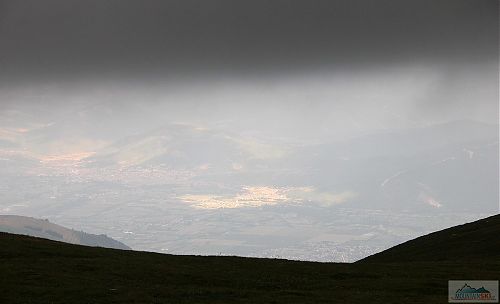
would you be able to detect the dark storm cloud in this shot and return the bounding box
[0,0,497,82]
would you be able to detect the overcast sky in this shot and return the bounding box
[0,0,498,141]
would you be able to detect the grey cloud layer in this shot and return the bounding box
[0,0,497,132]
[0,0,497,81]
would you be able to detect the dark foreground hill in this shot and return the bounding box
[0,215,499,304]
[0,215,130,250]
[360,214,500,263]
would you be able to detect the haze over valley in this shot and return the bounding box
[0,0,498,262]
[1,106,497,261]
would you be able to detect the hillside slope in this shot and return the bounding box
[0,215,130,250]
[360,214,500,263]
[1,215,499,303]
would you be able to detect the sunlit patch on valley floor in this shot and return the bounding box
[179,186,357,209]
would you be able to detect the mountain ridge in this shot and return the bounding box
[0,214,130,250]
[359,213,500,263]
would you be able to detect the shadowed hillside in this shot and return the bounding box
[0,215,130,250]
[1,215,499,303]
[360,214,500,263]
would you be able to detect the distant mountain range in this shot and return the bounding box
[84,120,498,212]
[0,120,497,215]
[0,215,130,250]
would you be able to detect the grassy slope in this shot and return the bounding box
[1,215,499,304]
[360,214,500,263]
[0,215,130,250]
